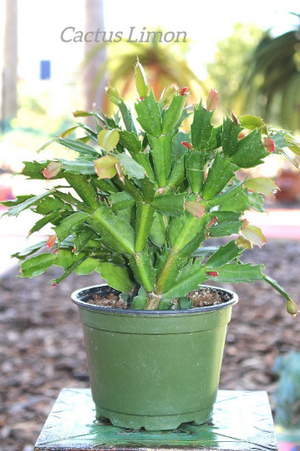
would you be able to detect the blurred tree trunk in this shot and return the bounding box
[82,0,107,113]
[1,0,18,124]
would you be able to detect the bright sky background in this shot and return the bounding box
[0,0,297,117]
[103,0,300,61]
[14,0,300,81]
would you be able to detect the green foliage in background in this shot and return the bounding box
[207,23,263,115]
[83,33,206,111]
[240,20,300,132]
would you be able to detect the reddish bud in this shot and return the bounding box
[46,235,56,249]
[52,283,57,288]
[263,138,276,152]
[238,131,247,140]
[206,89,219,111]
[206,271,219,277]
[231,111,241,125]
[207,216,218,228]
[178,86,190,96]
[181,141,194,150]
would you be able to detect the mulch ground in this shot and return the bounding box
[1,239,300,451]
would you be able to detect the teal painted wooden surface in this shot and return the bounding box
[34,389,277,450]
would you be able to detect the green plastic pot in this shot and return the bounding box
[71,284,238,431]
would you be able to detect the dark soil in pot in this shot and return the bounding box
[85,286,230,309]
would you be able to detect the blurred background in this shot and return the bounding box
[0,1,300,451]
[0,0,300,193]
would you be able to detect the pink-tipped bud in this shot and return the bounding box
[181,141,194,150]
[263,138,276,152]
[206,89,219,111]
[206,271,219,277]
[178,86,190,96]
[41,161,63,179]
[52,283,57,288]
[46,235,56,249]
[238,131,247,140]
[231,111,241,125]
[207,217,218,228]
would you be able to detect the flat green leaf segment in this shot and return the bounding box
[55,212,90,242]
[163,260,208,298]
[191,102,213,150]
[135,90,162,136]
[3,191,51,216]
[230,129,268,168]
[211,263,265,283]
[35,389,278,450]
[4,63,299,313]
[88,206,135,255]
[206,240,242,267]
[114,153,145,180]
[96,263,133,292]
[57,137,100,157]
[21,253,56,278]
[163,261,264,300]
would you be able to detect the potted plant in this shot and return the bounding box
[2,62,299,431]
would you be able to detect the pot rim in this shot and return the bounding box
[71,284,238,316]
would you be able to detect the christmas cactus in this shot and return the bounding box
[3,62,299,314]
